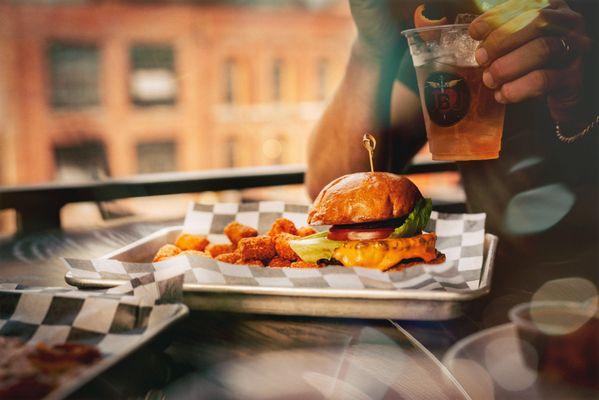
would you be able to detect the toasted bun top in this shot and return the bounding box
[307,172,422,226]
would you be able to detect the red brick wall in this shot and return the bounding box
[0,2,354,184]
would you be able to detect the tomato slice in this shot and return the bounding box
[327,227,394,241]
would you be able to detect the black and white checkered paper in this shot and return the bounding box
[0,263,188,356]
[65,202,486,291]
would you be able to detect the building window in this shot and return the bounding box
[224,136,237,167]
[49,42,100,109]
[136,140,177,174]
[224,58,236,104]
[272,59,283,102]
[317,58,329,100]
[130,44,177,107]
[53,139,108,181]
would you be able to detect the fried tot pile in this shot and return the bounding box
[152,218,319,268]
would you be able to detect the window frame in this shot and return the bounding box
[129,43,178,107]
[47,41,101,110]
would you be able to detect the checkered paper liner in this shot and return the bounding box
[0,263,188,356]
[65,202,486,291]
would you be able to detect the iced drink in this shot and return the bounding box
[402,24,506,161]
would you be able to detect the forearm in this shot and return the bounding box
[548,53,597,125]
[555,0,599,129]
[306,41,400,199]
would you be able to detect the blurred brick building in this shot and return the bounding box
[0,0,354,185]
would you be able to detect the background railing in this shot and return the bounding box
[0,162,462,233]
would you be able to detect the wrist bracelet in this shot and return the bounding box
[555,114,599,144]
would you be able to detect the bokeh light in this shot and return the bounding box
[503,183,575,235]
[483,336,538,392]
[445,358,495,399]
[508,156,543,174]
[526,278,598,335]
[262,138,283,161]
[302,371,372,400]
[533,277,598,305]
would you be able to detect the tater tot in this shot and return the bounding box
[268,218,298,236]
[237,259,264,267]
[268,257,292,268]
[290,261,319,269]
[238,236,276,261]
[274,233,300,261]
[215,251,241,264]
[224,221,258,245]
[175,233,209,251]
[297,226,317,237]
[181,250,208,257]
[205,243,235,258]
[153,244,182,262]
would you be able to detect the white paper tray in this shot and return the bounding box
[48,304,187,400]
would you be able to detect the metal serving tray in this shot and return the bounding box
[66,226,498,320]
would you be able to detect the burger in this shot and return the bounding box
[290,172,444,271]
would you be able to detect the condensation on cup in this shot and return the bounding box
[402,24,506,161]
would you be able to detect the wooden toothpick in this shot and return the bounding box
[362,134,376,173]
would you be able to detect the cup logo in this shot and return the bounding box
[424,72,470,127]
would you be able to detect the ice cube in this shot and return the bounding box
[410,40,445,67]
[439,26,480,66]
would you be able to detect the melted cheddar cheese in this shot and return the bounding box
[332,233,438,271]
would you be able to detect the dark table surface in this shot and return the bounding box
[1,218,593,399]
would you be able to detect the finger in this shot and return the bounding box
[483,35,579,88]
[494,69,568,104]
[475,8,584,66]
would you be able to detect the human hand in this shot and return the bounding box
[469,0,591,122]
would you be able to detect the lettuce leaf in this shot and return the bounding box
[390,198,433,238]
[300,230,328,240]
[289,232,342,263]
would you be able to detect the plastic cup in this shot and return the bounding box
[402,24,506,161]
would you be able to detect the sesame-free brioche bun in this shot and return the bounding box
[307,172,423,226]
